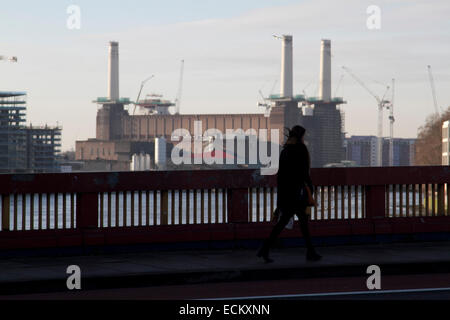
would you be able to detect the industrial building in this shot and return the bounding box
[75,38,346,170]
[346,135,416,167]
[0,91,61,173]
[263,37,346,168]
[300,39,346,167]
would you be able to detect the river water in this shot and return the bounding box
[0,189,435,231]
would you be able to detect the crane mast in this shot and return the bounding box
[133,75,154,115]
[427,65,441,115]
[388,78,395,166]
[342,66,390,167]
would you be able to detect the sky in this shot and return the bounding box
[0,0,449,151]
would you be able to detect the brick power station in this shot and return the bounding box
[76,37,345,170]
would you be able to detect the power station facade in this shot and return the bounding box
[76,38,346,170]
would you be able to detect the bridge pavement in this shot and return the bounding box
[1,240,450,296]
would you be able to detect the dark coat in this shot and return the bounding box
[276,141,313,213]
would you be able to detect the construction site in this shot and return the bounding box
[0,91,61,173]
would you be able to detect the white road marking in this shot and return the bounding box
[202,287,450,300]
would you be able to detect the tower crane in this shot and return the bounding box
[334,74,345,97]
[175,60,184,115]
[257,79,278,117]
[342,66,391,166]
[257,89,272,117]
[133,75,154,115]
[388,78,395,166]
[427,65,442,115]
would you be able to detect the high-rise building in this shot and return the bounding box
[345,135,415,167]
[382,138,415,166]
[345,135,378,167]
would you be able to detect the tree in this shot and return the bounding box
[415,106,450,165]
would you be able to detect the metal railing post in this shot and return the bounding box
[365,185,386,219]
[1,195,10,231]
[437,184,445,216]
[161,190,169,225]
[76,192,99,229]
[227,188,249,223]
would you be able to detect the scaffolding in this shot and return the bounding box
[0,92,27,172]
[0,91,62,173]
[26,125,62,172]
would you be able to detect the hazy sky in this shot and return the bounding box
[1,0,449,151]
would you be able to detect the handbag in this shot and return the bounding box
[272,208,294,229]
[301,184,316,207]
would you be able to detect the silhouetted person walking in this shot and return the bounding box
[257,125,322,263]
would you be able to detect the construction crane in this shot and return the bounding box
[388,78,395,166]
[257,89,272,117]
[342,66,391,167]
[175,60,184,115]
[133,75,154,115]
[257,79,278,117]
[427,65,442,115]
[334,74,345,97]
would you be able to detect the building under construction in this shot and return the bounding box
[0,91,61,173]
[75,38,345,170]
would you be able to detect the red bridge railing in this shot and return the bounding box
[0,166,449,250]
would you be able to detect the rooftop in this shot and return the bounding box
[0,91,26,98]
[93,97,132,105]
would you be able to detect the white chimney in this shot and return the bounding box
[280,35,293,98]
[108,41,119,101]
[319,39,331,102]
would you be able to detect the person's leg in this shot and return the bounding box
[258,211,292,261]
[296,212,314,251]
[265,212,292,248]
[296,209,322,261]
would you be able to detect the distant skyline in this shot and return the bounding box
[1,0,449,151]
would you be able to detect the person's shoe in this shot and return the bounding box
[257,248,274,263]
[306,251,322,262]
